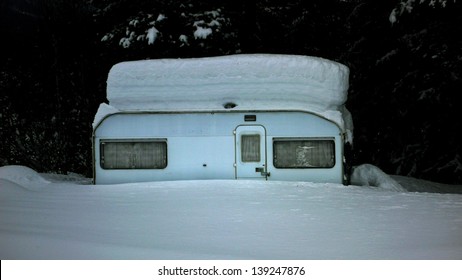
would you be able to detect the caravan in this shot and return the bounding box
[92,54,353,184]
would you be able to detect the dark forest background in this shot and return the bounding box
[1,0,461,184]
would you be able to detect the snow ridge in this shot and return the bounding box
[351,164,406,192]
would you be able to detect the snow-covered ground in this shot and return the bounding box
[0,165,461,260]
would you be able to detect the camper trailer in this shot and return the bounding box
[92,54,353,184]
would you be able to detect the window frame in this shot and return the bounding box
[272,137,336,169]
[100,138,168,170]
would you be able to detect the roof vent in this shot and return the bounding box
[223,102,237,109]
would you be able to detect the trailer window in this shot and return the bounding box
[100,139,167,169]
[273,138,335,168]
[241,134,260,162]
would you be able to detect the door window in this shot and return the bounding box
[241,134,261,162]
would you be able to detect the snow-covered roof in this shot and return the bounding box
[97,54,353,142]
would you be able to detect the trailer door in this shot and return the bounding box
[234,125,268,180]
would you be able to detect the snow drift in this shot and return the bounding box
[351,164,406,192]
[1,165,462,260]
[0,165,49,183]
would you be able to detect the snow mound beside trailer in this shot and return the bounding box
[101,54,353,142]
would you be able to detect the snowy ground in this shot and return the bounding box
[1,165,461,260]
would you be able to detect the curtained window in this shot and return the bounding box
[273,138,335,168]
[241,134,261,162]
[100,139,167,169]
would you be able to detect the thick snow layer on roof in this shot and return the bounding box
[107,54,349,111]
[100,54,353,141]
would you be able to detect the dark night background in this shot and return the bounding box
[1,0,461,184]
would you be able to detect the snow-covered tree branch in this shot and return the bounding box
[390,0,457,23]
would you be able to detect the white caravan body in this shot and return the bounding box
[92,54,352,184]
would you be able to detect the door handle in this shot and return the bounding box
[255,167,270,177]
